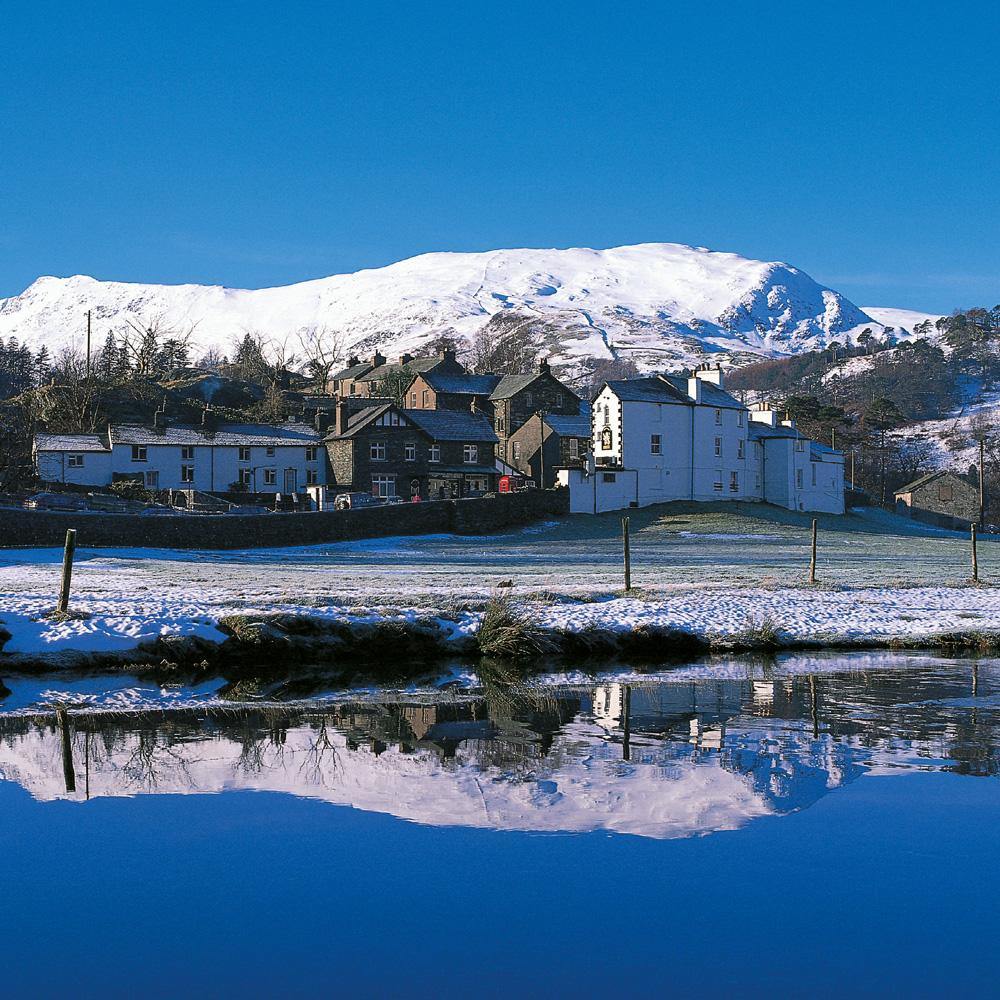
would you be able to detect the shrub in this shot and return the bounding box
[476,591,557,660]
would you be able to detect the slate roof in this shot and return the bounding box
[489,372,543,400]
[895,470,969,495]
[748,423,798,441]
[110,423,321,447]
[331,361,375,381]
[404,409,499,443]
[605,377,690,404]
[544,404,592,438]
[359,356,449,383]
[659,374,745,409]
[421,372,501,395]
[34,433,110,452]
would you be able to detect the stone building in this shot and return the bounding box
[894,471,979,529]
[323,401,499,500]
[329,350,466,399]
[506,404,592,488]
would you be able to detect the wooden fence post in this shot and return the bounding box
[808,519,818,585]
[971,523,979,584]
[622,516,632,591]
[57,528,77,614]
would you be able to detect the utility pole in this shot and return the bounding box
[831,426,836,451]
[979,437,986,529]
[85,310,92,379]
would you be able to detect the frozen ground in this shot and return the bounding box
[1,504,998,656]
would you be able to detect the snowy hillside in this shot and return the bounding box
[0,243,921,371]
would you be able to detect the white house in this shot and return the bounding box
[558,365,844,515]
[34,416,326,494]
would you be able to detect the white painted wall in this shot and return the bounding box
[35,450,112,487]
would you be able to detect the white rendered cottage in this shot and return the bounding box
[34,417,326,494]
[558,365,844,515]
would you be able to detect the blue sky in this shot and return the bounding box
[2,1,997,311]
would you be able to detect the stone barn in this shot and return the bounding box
[894,471,979,529]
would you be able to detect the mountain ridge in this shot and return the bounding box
[0,243,941,372]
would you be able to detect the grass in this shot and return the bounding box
[476,591,558,660]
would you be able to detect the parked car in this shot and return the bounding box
[24,492,88,511]
[383,495,406,505]
[334,492,386,510]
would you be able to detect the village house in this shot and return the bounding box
[329,349,466,399]
[323,400,498,500]
[403,371,501,412]
[506,404,592,488]
[894,470,979,529]
[489,359,582,464]
[558,364,844,515]
[33,411,326,495]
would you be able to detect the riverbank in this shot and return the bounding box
[3,584,1000,675]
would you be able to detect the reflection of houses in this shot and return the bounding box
[894,471,979,530]
[6,662,992,838]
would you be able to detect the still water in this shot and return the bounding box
[2,652,999,997]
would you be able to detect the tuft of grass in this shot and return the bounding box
[476,591,557,660]
[711,613,783,652]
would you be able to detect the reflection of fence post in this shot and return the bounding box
[622,516,631,591]
[57,529,77,613]
[57,708,76,793]
[971,524,980,583]
[622,684,631,761]
[808,519,818,585]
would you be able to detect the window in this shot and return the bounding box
[715,409,722,424]
[376,411,405,427]
[463,444,479,464]
[811,464,817,486]
[67,454,84,468]
[796,439,805,452]
[181,446,195,461]
[181,465,195,484]
[429,445,441,463]
[938,483,954,502]
[556,393,564,407]
[714,473,723,492]
[512,442,521,461]
[370,440,386,461]
[238,468,252,486]
[602,472,617,483]
[371,474,396,498]
[495,417,505,433]
[305,447,318,462]
[650,434,662,455]
[755,473,761,489]
[796,469,804,489]
[737,411,744,427]
[306,469,318,485]
[730,471,739,493]
[404,442,417,462]
[263,469,277,486]
[737,440,745,460]
[422,389,430,406]
[714,437,722,457]
[350,383,357,396]
[144,471,159,489]
[409,393,417,407]
[266,447,275,457]
[131,445,147,462]
[238,446,251,462]
[569,438,579,460]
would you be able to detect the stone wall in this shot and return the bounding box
[0,489,569,550]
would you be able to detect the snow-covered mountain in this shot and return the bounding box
[0,243,936,371]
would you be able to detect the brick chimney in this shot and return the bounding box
[335,400,351,435]
[399,353,414,365]
[442,348,457,363]
[348,355,360,367]
[314,410,332,434]
[371,351,386,367]
[539,357,550,374]
[201,407,217,434]
[153,408,166,435]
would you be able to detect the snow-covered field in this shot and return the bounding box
[1,505,997,658]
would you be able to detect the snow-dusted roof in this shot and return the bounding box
[895,470,970,495]
[110,423,320,447]
[33,433,109,452]
[361,356,447,382]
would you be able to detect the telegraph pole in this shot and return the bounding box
[85,310,92,379]
[979,437,986,529]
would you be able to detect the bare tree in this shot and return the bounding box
[469,313,538,375]
[297,324,347,393]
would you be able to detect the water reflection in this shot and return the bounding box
[1,655,998,839]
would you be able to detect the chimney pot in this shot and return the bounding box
[335,400,350,435]
[539,357,550,373]
[372,351,386,367]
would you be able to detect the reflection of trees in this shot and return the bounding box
[298,717,340,787]
[121,728,193,791]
